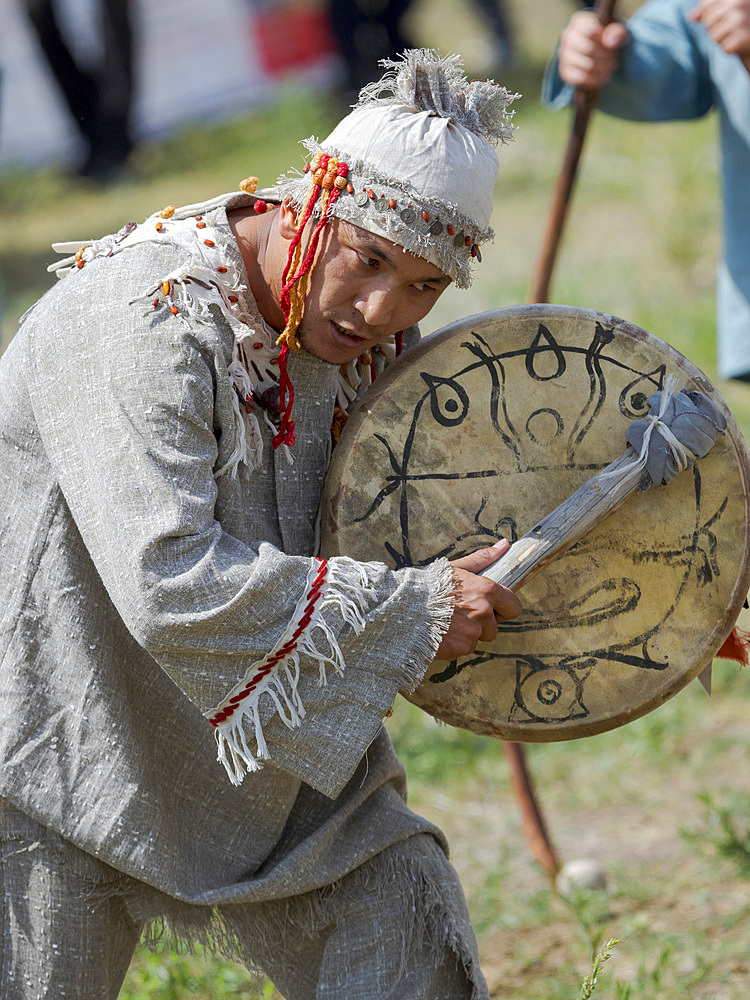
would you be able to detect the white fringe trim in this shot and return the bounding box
[45,197,383,477]
[206,557,381,786]
[421,557,456,674]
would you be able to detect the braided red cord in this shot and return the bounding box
[280,181,323,319]
[208,559,329,727]
[272,343,296,448]
[273,159,349,451]
[280,159,348,320]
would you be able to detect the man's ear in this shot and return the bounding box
[278,200,299,241]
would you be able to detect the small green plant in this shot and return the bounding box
[683,790,750,878]
[578,937,619,999]
[560,885,613,959]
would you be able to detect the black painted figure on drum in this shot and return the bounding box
[544,0,750,382]
[0,51,522,998]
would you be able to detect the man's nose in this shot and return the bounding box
[355,285,395,327]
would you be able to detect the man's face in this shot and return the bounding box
[296,218,452,364]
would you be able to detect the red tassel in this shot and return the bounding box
[272,342,296,450]
[715,626,750,666]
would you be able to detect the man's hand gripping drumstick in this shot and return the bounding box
[436,541,523,661]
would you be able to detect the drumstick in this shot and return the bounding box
[528,0,618,304]
[481,385,726,590]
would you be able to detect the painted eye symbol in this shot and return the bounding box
[537,678,563,705]
[421,372,469,427]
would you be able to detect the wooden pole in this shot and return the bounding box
[528,0,619,304]
[509,0,620,879]
[504,742,560,876]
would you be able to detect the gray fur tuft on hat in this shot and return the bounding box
[275,49,519,288]
[358,49,517,146]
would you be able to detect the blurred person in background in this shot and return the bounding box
[543,0,750,382]
[22,0,135,180]
[327,0,416,96]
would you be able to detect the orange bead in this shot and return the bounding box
[204,239,215,247]
[217,266,228,273]
[447,225,455,235]
[196,221,206,229]
[170,305,179,315]
[162,281,171,296]
[228,295,238,303]
[388,198,397,209]
[421,210,430,222]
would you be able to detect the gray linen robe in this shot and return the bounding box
[0,194,487,994]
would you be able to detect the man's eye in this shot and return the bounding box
[356,252,379,268]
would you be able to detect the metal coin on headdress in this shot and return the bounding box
[320,305,750,742]
[400,208,417,224]
[354,192,369,207]
[429,221,444,237]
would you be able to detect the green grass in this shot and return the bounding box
[2,0,749,995]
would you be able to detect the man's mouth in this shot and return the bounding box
[330,321,367,347]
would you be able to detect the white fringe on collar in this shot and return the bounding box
[43,194,386,477]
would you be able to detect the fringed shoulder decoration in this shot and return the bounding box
[45,195,293,476]
[357,48,518,145]
[205,556,382,785]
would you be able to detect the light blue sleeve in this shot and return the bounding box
[542,0,715,122]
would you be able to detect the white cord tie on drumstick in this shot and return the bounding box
[632,374,692,472]
[601,374,725,489]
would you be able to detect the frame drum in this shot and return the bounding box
[320,305,750,741]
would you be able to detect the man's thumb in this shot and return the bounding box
[453,538,510,574]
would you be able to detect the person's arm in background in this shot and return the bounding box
[689,0,750,73]
[542,0,715,122]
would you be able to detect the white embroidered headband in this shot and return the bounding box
[275,49,519,290]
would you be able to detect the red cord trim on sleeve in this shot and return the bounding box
[207,559,329,727]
